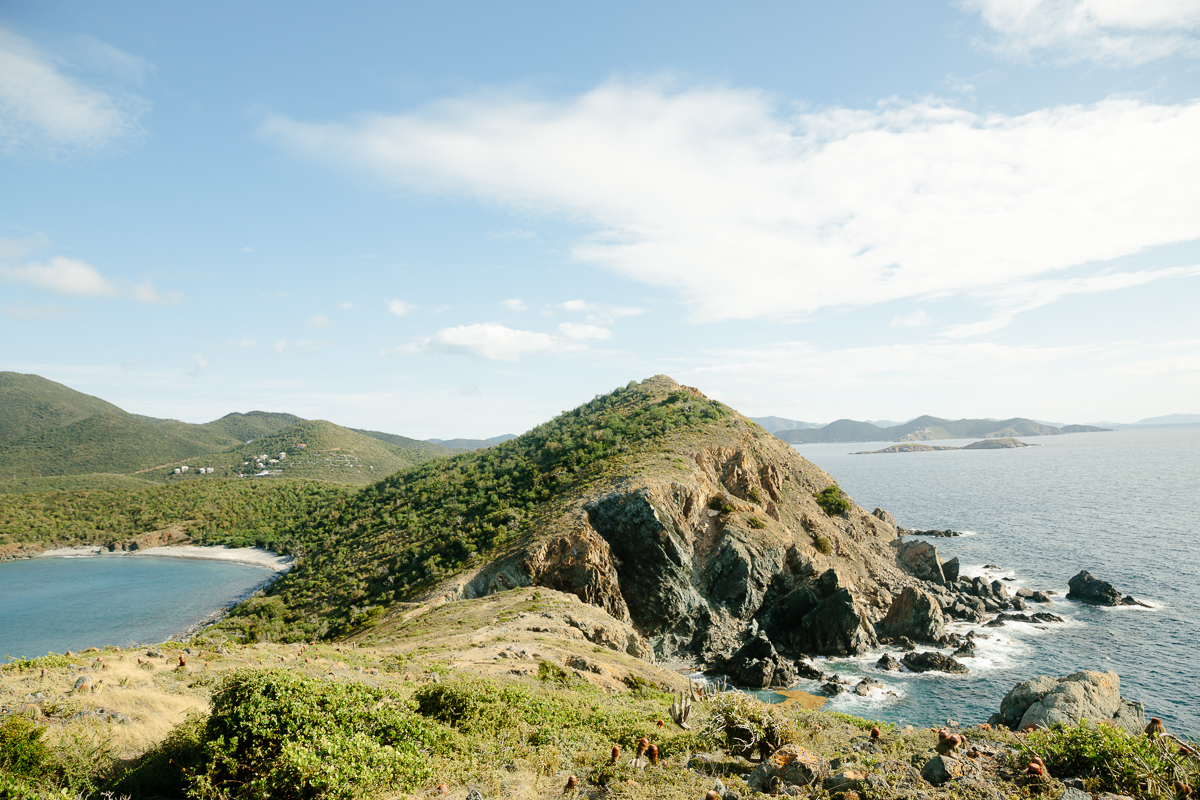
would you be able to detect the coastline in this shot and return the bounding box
[35,544,294,573]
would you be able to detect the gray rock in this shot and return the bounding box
[798,587,879,656]
[943,556,960,583]
[854,676,883,696]
[875,586,947,645]
[746,744,830,791]
[872,507,898,528]
[876,654,903,671]
[725,633,796,689]
[953,641,978,658]
[895,540,946,584]
[1067,570,1125,606]
[921,754,980,786]
[996,671,1145,734]
[1061,788,1092,800]
[902,651,969,674]
[466,790,484,800]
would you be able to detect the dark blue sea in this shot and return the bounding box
[0,555,275,659]
[783,425,1200,737]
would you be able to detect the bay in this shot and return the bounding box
[0,555,276,659]
[785,425,1200,737]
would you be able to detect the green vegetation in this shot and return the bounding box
[0,479,350,553]
[261,378,731,637]
[189,670,442,800]
[814,485,849,516]
[1021,720,1200,800]
[814,536,833,555]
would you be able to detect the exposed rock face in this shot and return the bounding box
[921,753,981,786]
[1067,571,1147,607]
[723,632,796,689]
[895,540,946,584]
[902,651,969,674]
[796,586,879,656]
[992,671,1146,734]
[747,744,830,791]
[875,586,947,645]
[943,556,961,583]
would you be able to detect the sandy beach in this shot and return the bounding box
[35,544,294,573]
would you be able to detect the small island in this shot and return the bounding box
[855,437,1031,455]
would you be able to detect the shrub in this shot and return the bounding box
[814,536,833,555]
[747,517,766,530]
[1021,720,1199,800]
[814,486,849,516]
[706,692,798,762]
[747,487,763,504]
[190,670,442,800]
[0,716,52,783]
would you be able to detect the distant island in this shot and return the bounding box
[753,414,1110,444]
[855,437,1032,454]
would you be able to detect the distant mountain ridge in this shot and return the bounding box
[765,413,1110,444]
[1135,414,1200,425]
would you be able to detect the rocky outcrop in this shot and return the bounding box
[895,540,945,584]
[722,633,796,689]
[746,744,830,792]
[875,586,947,645]
[1067,571,1148,607]
[990,671,1146,734]
[902,651,969,674]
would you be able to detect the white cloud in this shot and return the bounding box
[559,299,597,312]
[0,234,49,260]
[556,322,611,340]
[387,299,416,316]
[262,82,1200,323]
[944,264,1200,337]
[0,256,118,296]
[227,338,258,348]
[132,278,182,305]
[307,313,334,329]
[0,25,149,157]
[390,321,609,361]
[273,339,289,353]
[337,301,355,310]
[890,309,934,328]
[962,0,1200,64]
[502,298,527,312]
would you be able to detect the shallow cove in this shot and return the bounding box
[0,555,276,658]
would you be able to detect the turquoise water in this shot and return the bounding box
[787,425,1200,737]
[0,556,275,659]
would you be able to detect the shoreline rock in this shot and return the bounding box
[989,670,1146,735]
[1067,570,1150,607]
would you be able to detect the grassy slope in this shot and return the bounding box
[350,427,459,458]
[0,372,127,446]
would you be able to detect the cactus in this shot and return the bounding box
[670,690,693,729]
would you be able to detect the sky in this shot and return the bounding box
[1,1,1199,437]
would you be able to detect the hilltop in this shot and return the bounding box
[768,414,1109,444]
[242,376,929,672]
[0,372,456,487]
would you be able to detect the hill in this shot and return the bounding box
[144,420,446,485]
[0,373,449,485]
[776,414,1105,444]
[247,376,924,670]
[1136,413,1200,425]
[424,434,519,450]
[749,415,822,432]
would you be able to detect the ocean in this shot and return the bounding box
[0,555,276,659]
[784,425,1200,737]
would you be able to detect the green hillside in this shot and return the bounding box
[202,410,307,443]
[246,377,733,637]
[145,420,446,485]
[0,478,350,552]
[0,372,129,446]
[780,413,1076,443]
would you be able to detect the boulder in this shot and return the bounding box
[902,651,969,674]
[1066,571,1124,606]
[921,754,981,786]
[953,640,978,658]
[854,676,883,696]
[994,671,1145,735]
[798,588,879,656]
[746,744,830,791]
[872,507,898,528]
[943,556,960,583]
[875,586,947,645]
[895,540,946,584]
[725,633,796,689]
[876,654,903,671]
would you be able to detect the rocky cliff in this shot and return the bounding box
[425,376,968,670]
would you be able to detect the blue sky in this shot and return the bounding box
[2,1,1198,437]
